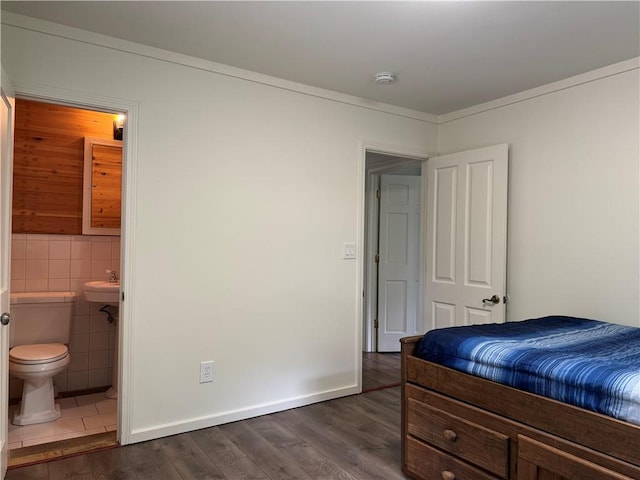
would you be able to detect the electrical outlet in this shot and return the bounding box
[200,361,214,383]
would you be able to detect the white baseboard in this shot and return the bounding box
[125,385,360,445]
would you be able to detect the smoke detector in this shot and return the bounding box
[374,72,395,84]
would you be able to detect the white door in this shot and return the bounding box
[0,68,15,479]
[424,144,508,331]
[377,175,421,351]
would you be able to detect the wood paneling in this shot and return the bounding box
[13,99,118,234]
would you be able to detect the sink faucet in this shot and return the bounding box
[106,269,119,283]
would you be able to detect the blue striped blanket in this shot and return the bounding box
[415,316,640,425]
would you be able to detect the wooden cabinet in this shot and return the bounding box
[403,383,639,480]
[82,137,122,235]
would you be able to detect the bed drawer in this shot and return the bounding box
[407,397,510,478]
[405,435,502,480]
[517,435,636,480]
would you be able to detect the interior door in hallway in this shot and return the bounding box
[424,144,508,331]
[377,174,421,352]
[0,67,15,479]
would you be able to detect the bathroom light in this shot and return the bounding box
[113,114,125,140]
[374,72,395,84]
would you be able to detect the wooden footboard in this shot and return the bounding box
[400,336,640,480]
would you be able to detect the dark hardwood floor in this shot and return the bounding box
[362,352,401,392]
[6,353,407,480]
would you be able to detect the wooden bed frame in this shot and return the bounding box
[400,335,640,480]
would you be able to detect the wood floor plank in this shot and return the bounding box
[82,447,139,480]
[248,415,359,480]
[273,405,409,480]
[122,439,182,480]
[47,454,93,480]
[362,353,401,391]
[157,432,227,480]
[5,463,49,480]
[299,396,406,477]
[219,420,314,480]
[189,427,270,480]
[305,396,399,450]
[350,389,402,430]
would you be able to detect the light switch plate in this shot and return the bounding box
[343,242,356,259]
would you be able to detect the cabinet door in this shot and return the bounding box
[517,436,633,480]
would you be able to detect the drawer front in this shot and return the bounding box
[517,435,636,480]
[407,398,510,478]
[406,435,501,480]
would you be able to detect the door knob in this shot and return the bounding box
[1,312,11,326]
[482,295,500,305]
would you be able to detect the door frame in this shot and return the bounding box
[359,142,431,353]
[8,82,138,445]
[1,67,15,479]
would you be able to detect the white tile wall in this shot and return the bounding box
[9,234,121,399]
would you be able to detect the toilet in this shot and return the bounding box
[9,291,76,426]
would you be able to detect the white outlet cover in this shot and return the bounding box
[200,360,214,383]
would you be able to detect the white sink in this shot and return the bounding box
[84,281,120,306]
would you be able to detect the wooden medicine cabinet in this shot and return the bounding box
[83,137,122,235]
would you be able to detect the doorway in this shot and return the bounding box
[363,150,426,354]
[6,99,124,465]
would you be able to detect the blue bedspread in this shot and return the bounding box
[415,316,640,425]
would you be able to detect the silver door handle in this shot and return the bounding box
[482,295,500,305]
[1,312,11,326]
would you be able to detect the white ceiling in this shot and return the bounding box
[2,1,639,115]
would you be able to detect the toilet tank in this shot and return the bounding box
[9,292,76,348]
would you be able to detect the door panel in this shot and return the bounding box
[0,67,15,479]
[425,144,508,331]
[377,175,421,351]
[433,166,456,283]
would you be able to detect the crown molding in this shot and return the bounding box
[438,57,640,124]
[4,12,636,127]
[2,12,438,125]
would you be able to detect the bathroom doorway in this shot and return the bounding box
[6,98,126,465]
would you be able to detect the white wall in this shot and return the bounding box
[1,20,437,442]
[438,66,640,326]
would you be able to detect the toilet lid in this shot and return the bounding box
[9,343,68,364]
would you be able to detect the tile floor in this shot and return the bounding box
[7,392,116,449]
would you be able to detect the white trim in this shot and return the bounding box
[362,141,433,161]
[10,81,138,446]
[367,157,423,175]
[0,67,16,480]
[127,385,360,444]
[2,12,438,125]
[354,147,366,388]
[439,57,640,124]
[363,172,379,353]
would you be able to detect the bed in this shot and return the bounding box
[401,316,640,480]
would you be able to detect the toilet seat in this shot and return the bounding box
[9,343,68,365]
